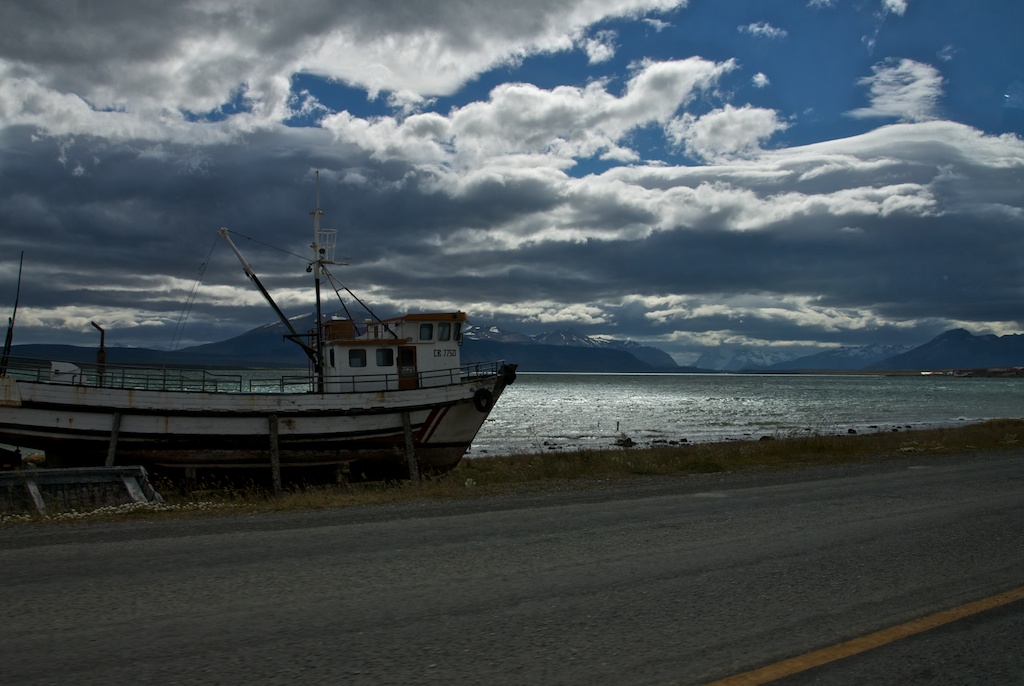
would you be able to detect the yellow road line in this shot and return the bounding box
[706,585,1024,686]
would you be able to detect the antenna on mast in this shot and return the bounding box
[315,169,321,211]
[311,170,325,251]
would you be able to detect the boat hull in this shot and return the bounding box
[0,365,516,476]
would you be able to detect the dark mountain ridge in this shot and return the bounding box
[6,317,688,372]
[7,320,1021,373]
[866,328,1024,371]
[470,326,679,369]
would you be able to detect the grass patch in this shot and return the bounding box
[455,418,1023,484]
[4,419,1022,524]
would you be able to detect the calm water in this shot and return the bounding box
[470,373,1024,456]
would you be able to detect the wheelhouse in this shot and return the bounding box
[321,312,466,392]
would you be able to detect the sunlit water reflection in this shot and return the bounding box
[470,373,1024,456]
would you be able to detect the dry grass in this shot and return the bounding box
[453,418,1023,483]
[164,418,1024,514]
[4,420,1021,524]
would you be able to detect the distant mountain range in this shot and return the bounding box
[865,329,1024,372]
[689,331,1024,373]
[8,316,1024,374]
[9,314,319,369]
[696,344,911,372]
[693,348,795,372]
[464,325,679,370]
[763,343,912,372]
[468,326,1024,372]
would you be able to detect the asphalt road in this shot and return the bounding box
[1,452,1022,685]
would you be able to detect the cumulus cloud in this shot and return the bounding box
[752,73,771,88]
[847,59,943,122]
[583,30,618,63]
[323,57,737,169]
[738,22,788,39]
[666,104,789,161]
[882,0,908,16]
[643,18,672,31]
[0,0,687,139]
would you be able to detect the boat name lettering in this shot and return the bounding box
[433,348,458,358]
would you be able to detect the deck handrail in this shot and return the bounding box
[0,356,506,394]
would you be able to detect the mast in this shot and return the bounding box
[311,171,326,386]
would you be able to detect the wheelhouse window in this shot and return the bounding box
[453,322,462,342]
[419,323,434,341]
[376,348,394,367]
[438,322,451,341]
[349,349,367,368]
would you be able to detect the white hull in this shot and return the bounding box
[0,364,515,475]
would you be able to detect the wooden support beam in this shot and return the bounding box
[402,411,420,484]
[268,414,283,495]
[105,412,121,467]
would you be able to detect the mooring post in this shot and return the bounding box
[105,412,121,467]
[268,414,283,495]
[402,411,420,484]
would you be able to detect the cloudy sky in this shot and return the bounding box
[1,0,1022,364]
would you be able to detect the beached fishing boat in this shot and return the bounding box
[0,187,516,481]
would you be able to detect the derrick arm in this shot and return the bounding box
[218,228,318,363]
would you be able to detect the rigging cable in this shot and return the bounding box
[221,228,309,262]
[320,266,356,327]
[169,235,218,352]
[170,229,390,348]
[321,266,400,339]
[221,230,369,333]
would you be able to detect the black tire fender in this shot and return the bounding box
[473,388,494,413]
[502,364,517,385]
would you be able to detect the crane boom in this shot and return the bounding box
[217,228,318,364]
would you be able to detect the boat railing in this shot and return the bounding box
[0,357,507,394]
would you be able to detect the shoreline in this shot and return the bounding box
[468,417,997,458]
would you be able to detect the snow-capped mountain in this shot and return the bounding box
[463,325,534,344]
[532,330,599,347]
[464,326,680,369]
[537,331,678,368]
[591,336,678,368]
[693,348,796,371]
[767,343,911,371]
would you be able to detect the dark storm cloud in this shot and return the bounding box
[1,0,1022,364]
